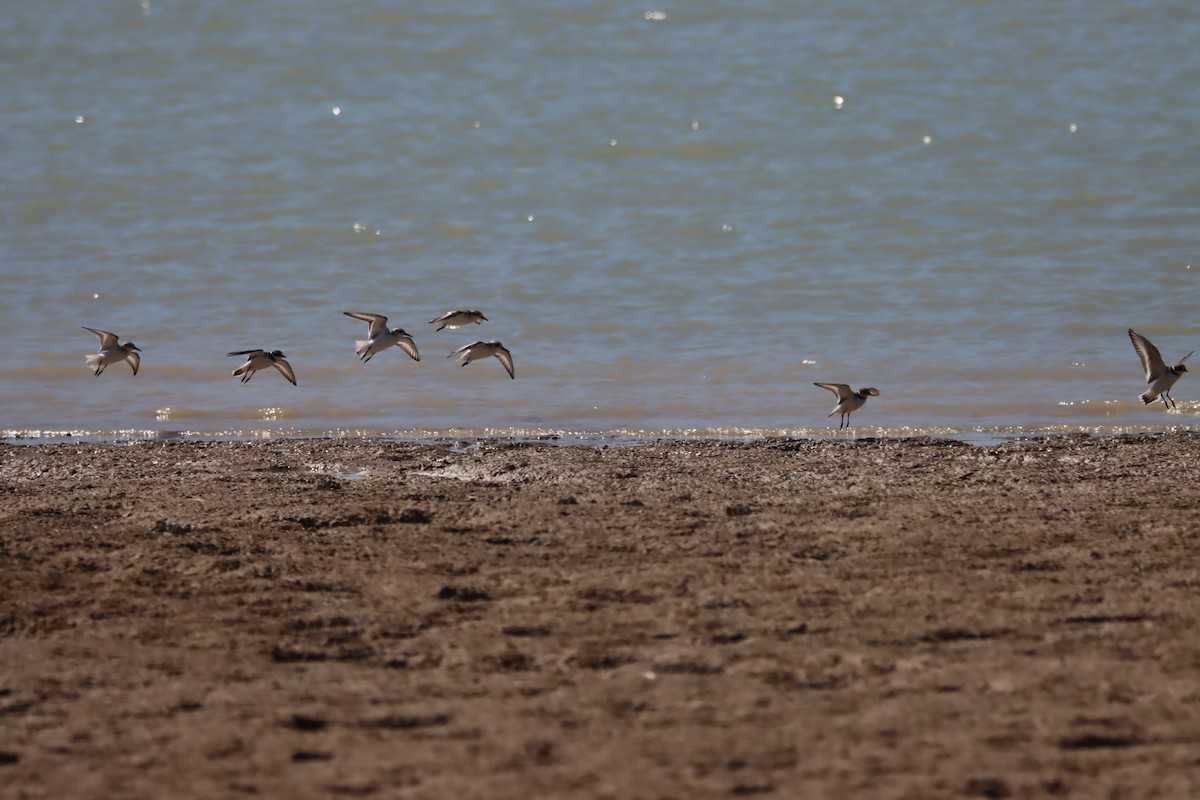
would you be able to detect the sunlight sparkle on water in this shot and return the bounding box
[331,106,342,117]
[833,96,844,108]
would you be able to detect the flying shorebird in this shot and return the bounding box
[1128,328,1192,409]
[429,309,487,331]
[82,327,141,376]
[814,382,879,430]
[226,349,297,385]
[342,311,420,363]
[449,341,514,379]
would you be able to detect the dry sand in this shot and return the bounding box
[2,433,1199,799]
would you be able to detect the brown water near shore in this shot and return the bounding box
[2,435,1199,799]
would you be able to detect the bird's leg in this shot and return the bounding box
[1162,392,1174,409]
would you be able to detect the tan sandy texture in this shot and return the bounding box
[1,434,1199,799]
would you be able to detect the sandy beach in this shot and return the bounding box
[2,434,1198,799]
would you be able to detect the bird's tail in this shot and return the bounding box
[84,355,103,373]
[1139,390,1157,405]
[354,340,371,357]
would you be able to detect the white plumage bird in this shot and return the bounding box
[343,311,420,363]
[814,382,879,430]
[449,341,515,379]
[429,309,487,332]
[227,349,297,385]
[1128,328,1191,409]
[82,327,141,376]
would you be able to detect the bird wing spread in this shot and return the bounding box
[272,359,297,385]
[82,327,120,349]
[344,311,388,338]
[814,382,853,401]
[1128,329,1166,382]
[494,348,515,379]
[395,336,420,361]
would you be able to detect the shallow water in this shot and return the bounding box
[3,1,1199,440]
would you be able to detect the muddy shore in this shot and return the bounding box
[2,434,1199,799]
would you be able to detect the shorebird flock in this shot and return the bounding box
[82,322,1189,428]
[81,308,514,386]
[803,329,1190,428]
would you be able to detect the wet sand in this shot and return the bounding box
[2,434,1199,799]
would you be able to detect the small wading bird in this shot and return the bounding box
[429,309,487,331]
[227,349,297,385]
[342,311,420,363]
[1128,328,1192,409]
[814,382,879,430]
[449,341,515,379]
[82,327,141,376]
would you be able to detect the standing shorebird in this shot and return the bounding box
[814,382,879,430]
[449,341,515,379]
[343,311,420,363]
[429,309,487,332]
[1128,328,1192,409]
[82,327,141,376]
[227,349,297,385]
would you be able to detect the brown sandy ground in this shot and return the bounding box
[1,434,1199,799]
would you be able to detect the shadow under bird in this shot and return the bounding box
[449,341,515,379]
[343,311,420,363]
[227,349,297,385]
[429,309,487,331]
[82,327,141,376]
[814,382,879,430]
[1128,328,1192,409]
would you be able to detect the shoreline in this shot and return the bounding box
[3,435,1199,797]
[3,421,1198,448]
